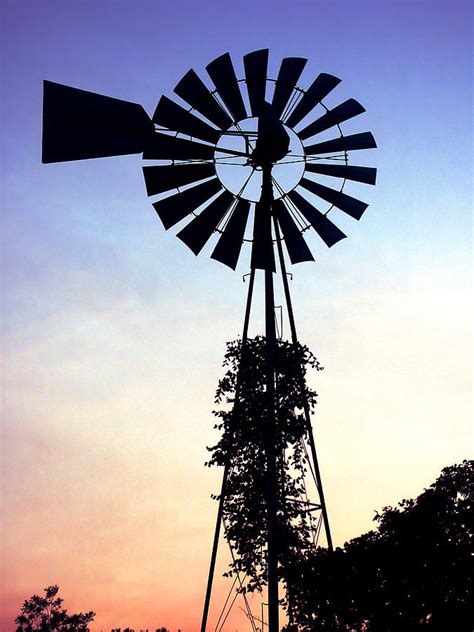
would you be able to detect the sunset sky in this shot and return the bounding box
[1,1,472,630]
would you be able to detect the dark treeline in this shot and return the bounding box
[14,588,177,632]
[111,628,174,632]
[111,628,173,632]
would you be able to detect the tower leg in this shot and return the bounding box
[200,269,256,632]
[274,219,334,552]
[200,465,228,632]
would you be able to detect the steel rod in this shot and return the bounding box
[243,268,256,340]
[262,165,280,632]
[200,269,256,632]
[273,218,334,552]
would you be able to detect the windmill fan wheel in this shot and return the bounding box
[143,49,377,270]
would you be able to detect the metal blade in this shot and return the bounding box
[299,99,366,140]
[153,177,222,229]
[286,73,341,128]
[174,69,232,130]
[42,80,154,163]
[143,132,215,160]
[288,190,346,247]
[153,96,220,144]
[300,178,368,220]
[143,163,215,196]
[177,190,234,255]
[305,131,377,155]
[206,53,247,122]
[211,199,251,269]
[244,49,269,116]
[271,57,307,119]
[251,200,275,271]
[306,163,377,185]
[273,199,314,264]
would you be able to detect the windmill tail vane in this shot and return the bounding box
[42,48,377,631]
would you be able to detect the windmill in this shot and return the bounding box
[42,49,377,631]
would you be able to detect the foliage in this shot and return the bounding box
[283,460,474,631]
[207,335,323,616]
[111,627,169,631]
[15,585,95,632]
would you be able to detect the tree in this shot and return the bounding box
[15,585,95,632]
[284,460,474,631]
[207,336,323,616]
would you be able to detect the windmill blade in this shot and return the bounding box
[300,178,368,220]
[251,200,275,271]
[174,69,232,130]
[285,73,341,128]
[306,163,377,185]
[153,177,222,229]
[244,49,269,116]
[305,131,377,155]
[288,190,346,247]
[177,189,234,255]
[42,80,154,163]
[271,57,307,119]
[153,96,220,144]
[273,199,314,264]
[143,132,216,160]
[143,163,215,196]
[206,53,247,122]
[211,199,251,269]
[299,99,366,140]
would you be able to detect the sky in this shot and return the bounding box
[1,0,472,630]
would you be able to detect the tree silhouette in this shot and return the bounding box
[15,585,95,632]
[284,460,473,631]
[208,336,323,617]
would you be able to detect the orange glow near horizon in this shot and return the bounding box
[2,274,471,631]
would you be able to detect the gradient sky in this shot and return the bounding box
[1,1,472,630]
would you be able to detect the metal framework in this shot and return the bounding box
[41,48,377,631]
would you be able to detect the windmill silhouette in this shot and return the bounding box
[42,49,377,630]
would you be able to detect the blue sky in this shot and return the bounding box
[1,1,472,630]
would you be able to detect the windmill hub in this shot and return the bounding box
[250,101,290,168]
[215,121,304,202]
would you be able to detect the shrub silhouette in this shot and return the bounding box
[283,460,473,631]
[208,336,323,617]
[15,585,95,631]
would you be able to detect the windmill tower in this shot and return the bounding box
[42,49,377,630]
